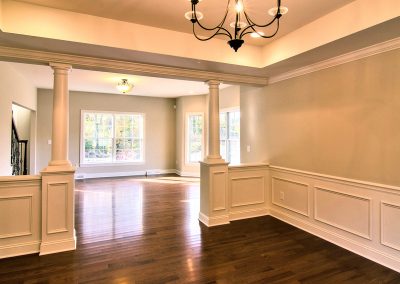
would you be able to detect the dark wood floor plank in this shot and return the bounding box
[0,175,399,283]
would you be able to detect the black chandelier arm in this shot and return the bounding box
[239,13,280,39]
[192,1,232,36]
[241,19,280,39]
[240,0,281,29]
[192,23,232,41]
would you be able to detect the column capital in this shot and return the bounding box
[206,80,221,87]
[49,62,72,72]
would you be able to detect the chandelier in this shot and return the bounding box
[186,0,286,52]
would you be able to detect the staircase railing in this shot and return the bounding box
[11,118,28,175]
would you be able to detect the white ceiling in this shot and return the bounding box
[10,62,229,97]
[16,0,355,46]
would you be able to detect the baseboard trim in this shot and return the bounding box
[230,207,269,221]
[270,208,400,273]
[176,170,200,177]
[75,169,176,179]
[0,241,40,259]
[199,212,230,227]
[39,235,77,256]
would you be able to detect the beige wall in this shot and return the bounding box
[245,49,400,186]
[240,86,268,163]
[220,85,240,110]
[0,62,37,175]
[37,89,176,175]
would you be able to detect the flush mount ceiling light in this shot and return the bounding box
[116,79,133,94]
[186,0,286,52]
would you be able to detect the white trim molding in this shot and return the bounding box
[268,37,400,84]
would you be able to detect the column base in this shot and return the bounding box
[42,161,75,173]
[39,231,76,256]
[199,161,229,227]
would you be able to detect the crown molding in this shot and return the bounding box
[0,46,268,86]
[268,37,400,84]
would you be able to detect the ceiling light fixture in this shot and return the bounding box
[186,0,286,52]
[116,79,133,94]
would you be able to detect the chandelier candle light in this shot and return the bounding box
[186,0,286,52]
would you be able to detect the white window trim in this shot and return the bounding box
[185,112,204,165]
[220,108,240,163]
[80,110,146,166]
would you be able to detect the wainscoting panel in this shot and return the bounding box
[381,202,400,251]
[228,164,269,221]
[0,176,41,259]
[269,166,400,273]
[314,187,371,239]
[0,196,32,239]
[231,176,265,207]
[272,177,309,216]
[212,172,227,211]
[47,182,69,234]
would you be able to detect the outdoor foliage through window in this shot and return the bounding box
[83,112,144,164]
[187,114,203,163]
[220,110,240,164]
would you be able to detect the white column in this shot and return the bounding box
[48,63,72,169]
[40,63,76,255]
[206,80,222,161]
[199,80,229,227]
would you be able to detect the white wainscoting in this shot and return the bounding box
[228,163,269,221]
[0,175,41,259]
[269,166,400,273]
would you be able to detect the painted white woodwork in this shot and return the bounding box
[381,202,400,251]
[40,170,76,255]
[47,63,72,169]
[269,165,400,273]
[39,62,76,255]
[205,80,222,161]
[199,161,229,226]
[199,163,269,226]
[271,177,310,217]
[0,46,267,86]
[0,175,41,259]
[228,164,269,221]
[268,37,400,84]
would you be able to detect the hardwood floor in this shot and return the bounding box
[0,175,399,283]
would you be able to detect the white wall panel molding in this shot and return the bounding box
[269,165,400,273]
[381,201,400,251]
[46,182,69,235]
[270,208,400,273]
[0,195,33,239]
[211,171,228,212]
[314,187,372,240]
[268,37,400,84]
[271,176,310,217]
[0,176,41,259]
[230,176,265,208]
[269,166,400,195]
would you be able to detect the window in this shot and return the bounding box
[186,113,204,163]
[220,110,240,164]
[81,111,144,164]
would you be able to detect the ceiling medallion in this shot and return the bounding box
[186,0,287,52]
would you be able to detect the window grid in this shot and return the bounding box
[220,110,240,164]
[82,111,144,164]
